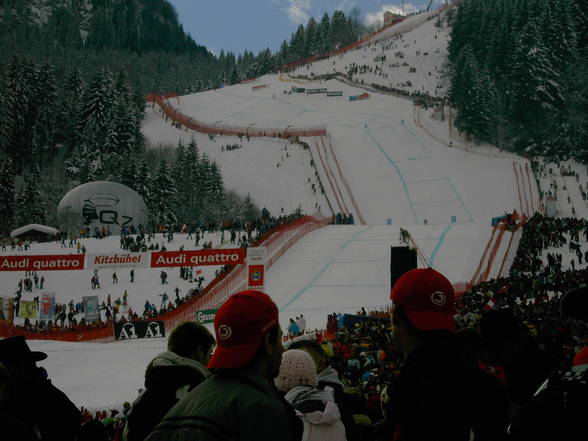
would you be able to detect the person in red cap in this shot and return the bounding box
[145,290,302,441]
[383,268,508,441]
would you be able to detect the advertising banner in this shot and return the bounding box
[247,247,267,290]
[39,293,56,321]
[349,93,369,102]
[0,254,85,271]
[252,84,267,91]
[195,309,218,324]
[18,301,37,320]
[151,248,246,268]
[327,91,343,97]
[0,297,14,323]
[87,252,150,270]
[291,87,306,93]
[306,88,328,94]
[114,321,165,340]
[83,296,100,323]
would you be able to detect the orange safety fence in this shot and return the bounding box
[146,93,327,139]
[325,137,367,225]
[477,224,507,284]
[469,225,498,287]
[159,214,331,333]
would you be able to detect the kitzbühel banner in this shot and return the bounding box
[87,252,149,270]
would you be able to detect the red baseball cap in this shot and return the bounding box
[390,268,456,333]
[208,290,279,369]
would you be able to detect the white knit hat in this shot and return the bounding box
[275,349,318,392]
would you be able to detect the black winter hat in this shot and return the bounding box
[561,286,588,321]
[0,336,47,362]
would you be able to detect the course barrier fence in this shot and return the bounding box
[146,94,327,138]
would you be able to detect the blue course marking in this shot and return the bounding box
[394,156,431,163]
[280,263,332,311]
[364,129,418,223]
[406,177,447,185]
[280,226,373,311]
[413,198,461,207]
[428,224,452,267]
[340,226,374,250]
[403,123,474,224]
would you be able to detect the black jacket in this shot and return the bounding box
[4,369,81,441]
[124,351,211,441]
[386,331,509,441]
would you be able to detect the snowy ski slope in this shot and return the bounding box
[4,8,570,410]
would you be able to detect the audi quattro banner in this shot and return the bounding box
[87,252,150,270]
[151,248,246,268]
[0,254,85,271]
[114,321,165,340]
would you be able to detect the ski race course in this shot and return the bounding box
[4,10,545,409]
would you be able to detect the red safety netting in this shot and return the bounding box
[146,94,327,138]
[0,321,115,343]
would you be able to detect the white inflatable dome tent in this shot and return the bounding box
[57,181,148,234]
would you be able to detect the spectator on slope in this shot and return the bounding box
[123,321,215,441]
[385,268,509,441]
[145,290,302,441]
[275,349,347,441]
[0,336,81,441]
[508,285,588,441]
[288,318,300,338]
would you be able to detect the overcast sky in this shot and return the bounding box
[167,0,443,55]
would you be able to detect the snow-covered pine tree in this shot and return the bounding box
[150,160,178,226]
[0,154,16,234]
[16,165,46,226]
[32,63,59,163]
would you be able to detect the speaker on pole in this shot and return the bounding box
[390,246,418,289]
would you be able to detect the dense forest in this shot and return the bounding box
[0,0,363,233]
[1,0,586,233]
[448,0,588,161]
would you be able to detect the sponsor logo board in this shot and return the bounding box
[151,248,245,268]
[195,309,218,324]
[87,252,149,269]
[0,254,85,271]
[114,321,165,340]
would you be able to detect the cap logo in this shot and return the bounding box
[431,291,447,306]
[218,324,232,340]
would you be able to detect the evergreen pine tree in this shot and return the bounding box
[16,165,46,226]
[0,154,16,234]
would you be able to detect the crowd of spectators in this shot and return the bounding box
[2,211,306,336]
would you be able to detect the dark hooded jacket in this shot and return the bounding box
[123,351,211,441]
[385,331,509,441]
